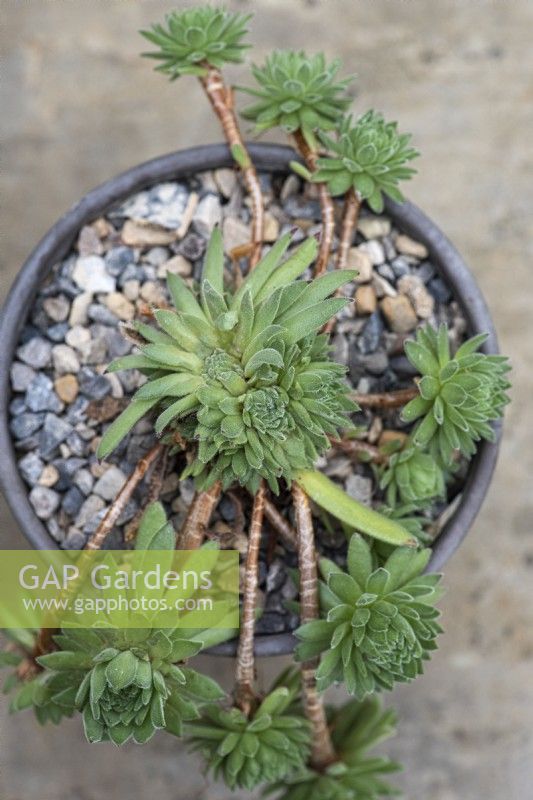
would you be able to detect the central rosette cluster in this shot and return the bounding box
[99,230,358,492]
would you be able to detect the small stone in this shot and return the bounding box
[72,256,116,293]
[122,219,177,247]
[79,368,112,400]
[193,194,222,237]
[77,225,104,256]
[64,528,87,549]
[65,325,91,351]
[415,261,436,284]
[280,174,300,201]
[29,486,60,520]
[347,248,373,283]
[73,468,94,496]
[10,413,44,439]
[145,246,170,267]
[69,292,93,326]
[10,398,26,415]
[54,374,79,404]
[395,234,428,259]
[263,212,280,242]
[93,466,127,500]
[122,279,140,300]
[104,292,135,321]
[180,232,206,261]
[76,494,106,528]
[397,274,435,319]
[345,474,373,505]
[43,294,70,322]
[358,349,388,375]
[105,246,135,276]
[372,274,397,299]
[357,216,391,239]
[355,285,377,315]
[223,217,250,252]
[332,333,349,365]
[87,304,118,327]
[18,452,44,485]
[381,295,418,333]
[214,168,237,198]
[47,323,69,342]
[376,263,396,283]
[66,431,87,457]
[10,362,36,392]
[357,312,384,354]
[52,344,80,375]
[38,464,60,487]
[62,486,85,518]
[139,281,166,306]
[17,337,52,369]
[391,256,412,279]
[39,413,73,458]
[92,217,112,238]
[358,240,385,265]
[157,254,192,279]
[25,374,63,413]
[104,371,124,399]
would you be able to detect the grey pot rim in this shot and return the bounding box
[0,143,501,657]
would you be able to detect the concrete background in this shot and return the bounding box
[1,1,532,798]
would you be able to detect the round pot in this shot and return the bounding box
[0,143,501,656]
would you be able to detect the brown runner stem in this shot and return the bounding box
[292,483,336,769]
[336,187,361,272]
[85,443,165,551]
[177,482,222,549]
[330,436,387,465]
[235,481,266,715]
[352,385,419,409]
[293,131,335,277]
[200,64,263,268]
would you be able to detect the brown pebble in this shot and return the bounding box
[395,234,428,259]
[86,396,129,423]
[54,374,79,404]
[380,295,418,333]
[122,219,177,247]
[38,464,60,487]
[355,285,377,315]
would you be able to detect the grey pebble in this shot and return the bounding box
[25,374,63,414]
[73,468,94,496]
[87,304,119,327]
[39,413,73,458]
[47,322,69,342]
[43,294,71,322]
[179,232,205,261]
[93,466,127,501]
[29,485,60,520]
[17,337,52,369]
[345,474,373,505]
[18,452,45,485]
[428,277,452,303]
[357,311,384,354]
[78,368,112,400]
[10,362,36,392]
[76,494,106,528]
[9,398,27,415]
[62,486,85,517]
[105,246,135,276]
[64,529,87,549]
[11,412,45,439]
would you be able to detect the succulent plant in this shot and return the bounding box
[34,626,224,745]
[187,669,311,790]
[240,50,352,141]
[98,230,358,494]
[264,696,400,800]
[295,534,442,697]
[379,443,445,508]
[140,6,250,78]
[401,324,511,464]
[313,111,419,212]
[1,504,233,744]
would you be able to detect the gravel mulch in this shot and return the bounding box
[8,169,468,635]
